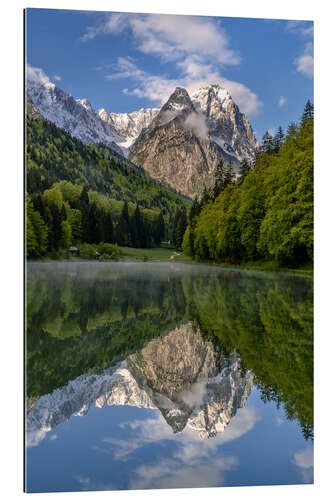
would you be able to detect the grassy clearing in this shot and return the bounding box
[119,246,192,261]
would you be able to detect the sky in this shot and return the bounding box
[25,8,313,142]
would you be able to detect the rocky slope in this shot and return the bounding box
[26,323,253,446]
[26,73,259,197]
[98,108,159,156]
[26,76,123,155]
[26,95,42,120]
[190,85,259,161]
[129,86,258,196]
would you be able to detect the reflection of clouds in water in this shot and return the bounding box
[131,456,236,489]
[101,405,260,489]
[276,416,284,426]
[293,445,314,483]
[180,381,207,408]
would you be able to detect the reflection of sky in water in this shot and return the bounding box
[26,389,313,492]
[26,263,313,492]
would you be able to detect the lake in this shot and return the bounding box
[25,262,313,492]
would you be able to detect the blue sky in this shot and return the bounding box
[26,8,313,142]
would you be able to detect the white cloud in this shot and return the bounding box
[293,446,314,469]
[184,112,209,140]
[122,405,260,490]
[101,404,260,464]
[279,96,287,107]
[105,56,262,116]
[53,74,61,81]
[83,13,262,116]
[285,21,314,79]
[294,42,314,78]
[83,13,240,66]
[130,455,236,490]
[293,445,314,484]
[26,64,52,86]
[286,20,314,38]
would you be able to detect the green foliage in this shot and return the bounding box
[98,243,123,261]
[78,243,99,259]
[26,117,189,225]
[27,264,313,439]
[26,117,190,256]
[26,265,187,396]
[184,102,313,268]
[172,208,187,250]
[60,220,72,248]
[26,195,48,258]
[185,272,313,439]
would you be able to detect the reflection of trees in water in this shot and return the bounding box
[186,274,313,440]
[26,265,313,439]
[26,267,188,398]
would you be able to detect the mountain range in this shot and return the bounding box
[27,74,259,196]
[26,322,254,447]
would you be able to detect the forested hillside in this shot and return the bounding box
[183,101,313,268]
[26,117,190,258]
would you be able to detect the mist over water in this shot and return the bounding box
[26,262,313,492]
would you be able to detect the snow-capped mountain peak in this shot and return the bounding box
[26,73,124,155]
[76,98,94,113]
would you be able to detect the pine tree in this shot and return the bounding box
[80,186,90,242]
[212,160,226,199]
[103,212,114,243]
[119,201,131,246]
[286,122,298,142]
[262,131,274,153]
[239,159,250,183]
[225,161,234,187]
[273,127,284,152]
[154,212,165,245]
[172,209,181,247]
[189,196,201,222]
[132,205,143,248]
[200,185,211,207]
[302,100,314,122]
[175,210,187,250]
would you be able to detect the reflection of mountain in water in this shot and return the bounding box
[26,323,253,446]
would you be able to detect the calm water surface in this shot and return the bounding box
[25,262,313,492]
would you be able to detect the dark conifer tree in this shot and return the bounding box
[172,209,181,247]
[262,131,274,153]
[175,209,187,250]
[239,158,250,183]
[132,205,143,248]
[212,160,226,199]
[79,186,90,242]
[225,161,234,187]
[154,212,165,245]
[302,100,314,122]
[273,126,284,152]
[103,212,114,243]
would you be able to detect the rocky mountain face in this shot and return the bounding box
[26,74,259,197]
[129,85,259,197]
[26,76,124,155]
[26,323,253,446]
[127,323,254,436]
[190,85,259,161]
[26,95,42,120]
[98,107,159,156]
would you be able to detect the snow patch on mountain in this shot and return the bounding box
[98,108,159,157]
[26,66,124,155]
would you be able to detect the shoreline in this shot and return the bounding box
[27,256,313,279]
